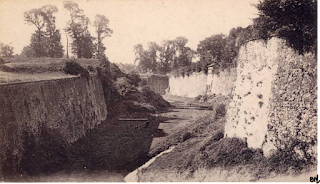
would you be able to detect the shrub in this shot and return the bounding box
[253,0,317,54]
[115,77,139,99]
[181,132,193,142]
[63,60,89,77]
[215,104,226,120]
[127,73,141,87]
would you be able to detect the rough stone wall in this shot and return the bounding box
[168,72,207,97]
[146,75,169,95]
[167,70,236,98]
[225,38,317,159]
[0,75,107,173]
[206,68,237,96]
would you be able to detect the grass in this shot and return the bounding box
[0,57,100,83]
[136,95,316,182]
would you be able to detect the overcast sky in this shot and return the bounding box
[0,0,259,64]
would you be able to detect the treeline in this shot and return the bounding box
[0,43,14,57]
[22,1,112,59]
[134,27,256,75]
[135,0,317,76]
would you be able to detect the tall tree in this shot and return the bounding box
[94,14,113,59]
[197,34,226,70]
[174,37,194,69]
[20,46,36,57]
[253,0,317,54]
[42,5,64,57]
[0,43,14,57]
[64,1,95,58]
[24,5,63,57]
[24,8,46,57]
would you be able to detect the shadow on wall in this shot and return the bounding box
[0,76,107,179]
[144,75,169,95]
[2,113,176,181]
[65,115,176,174]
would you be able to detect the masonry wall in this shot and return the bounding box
[167,69,236,98]
[0,75,107,174]
[225,38,317,159]
[146,75,169,95]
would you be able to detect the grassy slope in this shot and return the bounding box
[137,95,316,182]
[0,57,100,83]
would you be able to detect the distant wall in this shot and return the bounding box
[146,75,169,95]
[0,75,107,173]
[167,69,236,98]
[206,68,237,96]
[168,72,207,98]
[225,38,317,159]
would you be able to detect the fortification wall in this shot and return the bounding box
[146,75,169,95]
[0,75,107,173]
[167,69,236,98]
[225,38,317,159]
[206,68,237,96]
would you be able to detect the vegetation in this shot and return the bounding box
[63,59,89,77]
[24,5,64,58]
[138,95,315,182]
[134,26,259,76]
[134,0,316,76]
[0,43,14,57]
[253,0,317,54]
[20,46,36,58]
[63,1,113,59]
[63,1,95,58]
[94,14,113,59]
[21,1,113,59]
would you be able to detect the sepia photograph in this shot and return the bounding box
[0,0,317,182]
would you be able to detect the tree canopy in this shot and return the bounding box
[0,43,14,57]
[24,5,64,57]
[253,0,317,54]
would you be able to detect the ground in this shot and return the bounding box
[1,57,316,182]
[4,94,316,182]
[0,57,100,83]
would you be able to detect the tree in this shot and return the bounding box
[20,46,36,57]
[94,14,113,59]
[24,5,63,57]
[64,1,95,58]
[174,37,194,69]
[253,0,317,54]
[24,8,46,57]
[134,37,195,74]
[197,34,227,70]
[42,5,64,57]
[0,43,14,57]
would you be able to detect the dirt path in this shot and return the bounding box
[149,96,213,152]
[9,96,212,182]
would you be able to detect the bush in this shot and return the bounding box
[63,60,89,77]
[215,104,226,120]
[115,77,140,99]
[0,57,5,64]
[127,73,141,87]
[181,132,193,142]
[253,0,317,54]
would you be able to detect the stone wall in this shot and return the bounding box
[207,68,237,96]
[225,38,317,159]
[0,75,107,173]
[146,75,169,95]
[167,69,236,98]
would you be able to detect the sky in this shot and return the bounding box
[0,0,260,64]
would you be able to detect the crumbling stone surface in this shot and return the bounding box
[0,75,107,174]
[167,69,236,98]
[225,38,317,160]
[266,47,317,160]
